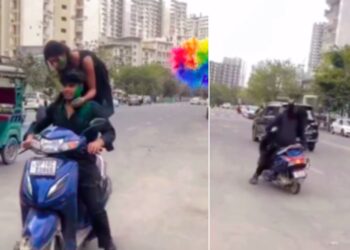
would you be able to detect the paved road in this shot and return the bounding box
[0,103,208,250]
[211,108,350,250]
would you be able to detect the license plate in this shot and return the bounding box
[29,159,57,177]
[293,170,306,179]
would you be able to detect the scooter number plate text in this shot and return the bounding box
[293,170,306,179]
[29,160,57,177]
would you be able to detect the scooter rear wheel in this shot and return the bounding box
[289,182,301,195]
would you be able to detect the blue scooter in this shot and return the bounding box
[16,118,112,250]
[262,144,309,194]
[261,127,310,195]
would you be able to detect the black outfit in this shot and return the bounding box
[61,50,114,117]
[28,100,116,249]
[254,110,306,177]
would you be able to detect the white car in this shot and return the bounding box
[245,105,259,119]
[143,96,152,104]
[190,97,201,105]
[199,98,208,105]
[113,99,119,107]
[24,92,47,110]
[221,103,233,109]
[331,118,350,137]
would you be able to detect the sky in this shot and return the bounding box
[210,0,328,69]
[186,0,209,16]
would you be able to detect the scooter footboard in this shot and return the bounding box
[22,209,60,250]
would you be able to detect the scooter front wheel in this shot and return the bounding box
[44,236,63,250]
[15,236,63,250]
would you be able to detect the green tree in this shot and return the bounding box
[314,46,350,116]
[246,60,303,104]
[12,54,54,91]
[210,83,240,106]
[113,64,180,97]
[178,84,191,97]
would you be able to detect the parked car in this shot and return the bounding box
[243,105,259,119]
[24,92,47,110]
[190,97,201,105]
[128,95,142,106]
[252,102,319,151]
[113,99,119,107]
[330,118,350,137]
[143,96,152,104]
[221,103,233,109]
[199,98,208,106]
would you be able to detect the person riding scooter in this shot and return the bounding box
[22,69,117,250]
[249,101,306,185]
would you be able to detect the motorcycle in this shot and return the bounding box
[16,118,112,250]
[262,143,309,194]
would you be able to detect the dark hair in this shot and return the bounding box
[44,40,71,64]
[61,69,86,86]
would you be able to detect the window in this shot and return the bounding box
[61,16,67,21]
[61,28,67,33]
[62,4,67,9]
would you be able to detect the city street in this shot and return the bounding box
[211,108,350,250]
[0,103,208,250]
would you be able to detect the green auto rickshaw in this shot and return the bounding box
[0,63,25,165]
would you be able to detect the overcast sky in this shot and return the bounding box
[186,0,209,15]
[210,0,327,69]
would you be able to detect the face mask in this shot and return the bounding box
[57,56,67,70]
[74,85,83,99]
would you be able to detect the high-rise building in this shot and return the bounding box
[162,0,187,45]
[123,0,162,39]
[142,38,173,67]
[323,0,350,51]
[75,0,124,49]
[52,0,76,47]
[186,14,208,39]
[0,0,21,57]
[100,37,143,67]
[308,23,326,73]
[20,0,54,47]
[210,58,246,88]
[210,61,221,85]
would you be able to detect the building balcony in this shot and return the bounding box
[73,15,87,21]
[76,25,83,33]
[76,0,84,8]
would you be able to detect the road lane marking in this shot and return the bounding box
[319,140,350,152]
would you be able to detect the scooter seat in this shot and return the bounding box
[276,144,303,155]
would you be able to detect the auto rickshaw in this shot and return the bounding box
[0,62,25,164]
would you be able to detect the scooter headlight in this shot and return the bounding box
[47,175,69,199]
[39,139,80,153]
[40,139,64,153]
